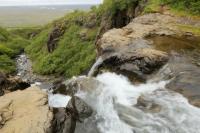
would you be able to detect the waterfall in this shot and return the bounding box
[47,58,200,133]
[75,72,200,133]
[88,57,103,77]
[48,71,200,133]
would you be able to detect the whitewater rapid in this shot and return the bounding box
[76,72,200,133]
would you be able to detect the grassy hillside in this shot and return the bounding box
[25,11,99,77]
[0,27,30,74]
[144,0,200,16]
[24,0,142,78]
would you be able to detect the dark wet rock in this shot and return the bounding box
[136,96,161,113]
[0,73,30,96]
[53,76,100,96]
[95,46,169,81]
[67,96,93,121]
[51,108,73,133]
[51,96,93,133]
[5,76,30,92]
[53,83,67,95]
[151,55,200,108]
[47,24,66,53]
[0,72,7,96]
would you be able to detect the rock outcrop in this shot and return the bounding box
[47,24,66,53]
[0,73,30,96]
[50,77,98,133]
[94,14,180,80]
[95,0,148,45]
[152,55,200,107]
[0,87,53,133]
[51,96,93,133]
[95,13,200,107]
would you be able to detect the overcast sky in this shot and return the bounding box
[0,0,103,6]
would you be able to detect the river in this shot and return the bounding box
[16,53,200,133]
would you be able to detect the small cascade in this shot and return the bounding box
[88,57,103,77]
[74,72,200,133]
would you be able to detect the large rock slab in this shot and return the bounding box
[0,87,53,133]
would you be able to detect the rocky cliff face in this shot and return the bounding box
[95,0,148,50]
[95,13,200,107]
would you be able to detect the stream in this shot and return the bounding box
[16,53,70,107]
[16,53,200,133]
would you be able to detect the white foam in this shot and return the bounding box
[48,94,71,108]
[77,72,200,133]
[77,72,167,133]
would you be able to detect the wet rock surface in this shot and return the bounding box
[136,95,162,113]
[50,77,99,133]
[99,47,169,80]
[159,55,200,107]
[51,96,93,133]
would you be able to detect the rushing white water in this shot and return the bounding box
[76,72,200,133]
[48,94,71,108]
[88,57,103,77]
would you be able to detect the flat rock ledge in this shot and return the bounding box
[0,87,53,133]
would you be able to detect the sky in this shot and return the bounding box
[0,0,103,6]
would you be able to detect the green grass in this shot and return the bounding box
[176,24,200,36]
[0,55,16,74]
[25,11,97,78]
[0,27,30,74]
[143,0,161,14]
[160,0,200,15]
[144,0,200,17]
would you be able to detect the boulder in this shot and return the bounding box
[51,96,93,133]
[101,48,168,74]
[95,14,178,80]
[0,87,53,133]
[0,74,30,96]
[136,96,161,113]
